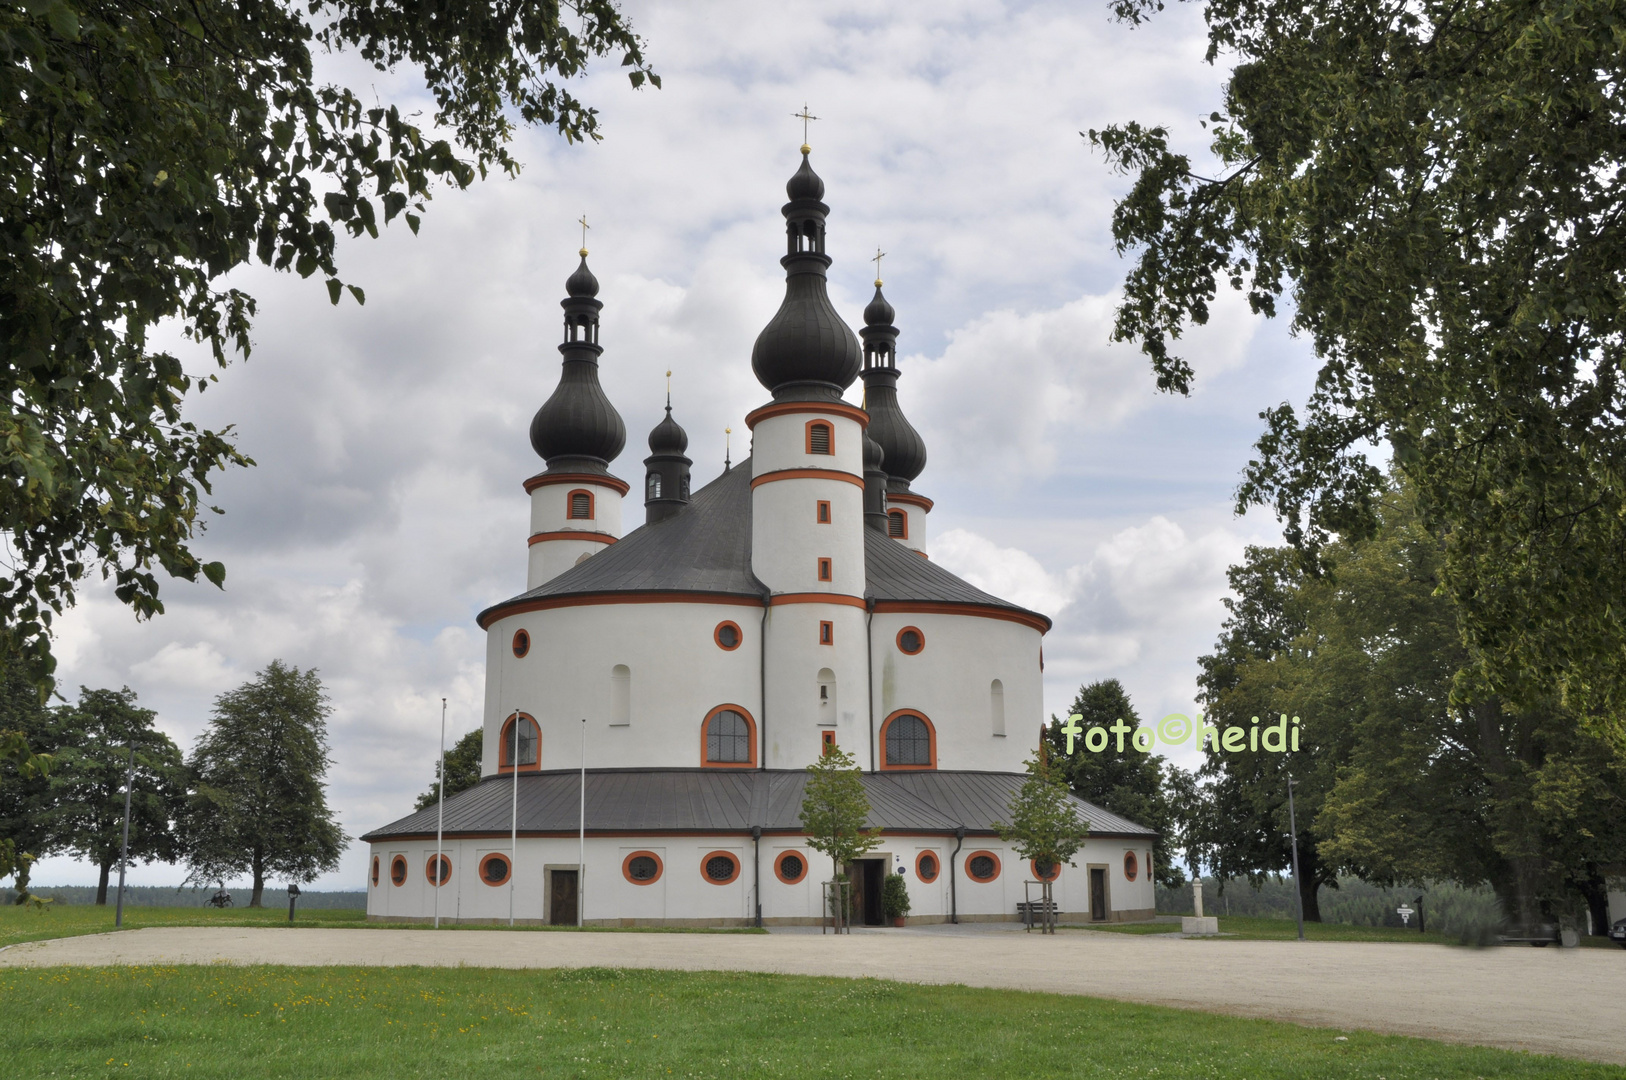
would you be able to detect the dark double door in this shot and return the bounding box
[550,869,579,926]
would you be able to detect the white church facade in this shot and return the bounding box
[362,149,1158,927]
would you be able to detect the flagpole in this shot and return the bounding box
[578,716,587,928]
[435,697,446,929]
[510,710,520,928]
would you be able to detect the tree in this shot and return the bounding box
[1091,0,1626,735]
[414,728,483,812]
[798,746,882,883]
[44,687,186,904]
[996,751,1089,931]
[182,660,346,906]
[1044,679,1183,887]
[0,664,59,902]
[0,2,657,697]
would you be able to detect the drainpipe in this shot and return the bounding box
[752,825,763,928]
[759,594,770,769]
[865,600,876,772]
[949,826,965,925]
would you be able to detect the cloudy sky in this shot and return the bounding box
[39,0,1319,891]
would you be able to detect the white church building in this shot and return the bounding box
[362,148,1158,927]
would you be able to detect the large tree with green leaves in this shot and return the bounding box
[0,1,656,696]
[182,660,346,906]
[995,750,1089,931]
[1093,0,1626,735]
[44,686,186,904]
[414,728,483,813]
[0,663,59,902]
[798,747,882,882]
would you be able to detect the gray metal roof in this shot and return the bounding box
[478,455,1050,630]
[360,769,1156,842]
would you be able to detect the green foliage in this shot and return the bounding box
[42,686,187,903]
[414,728,484,812]
[0,664,57,901]
[881,872,911,920]
[1093,0,1626,733]
[182,661,347,907]
[995,751,1088,873]
[0,1,657,697]
[798,746,881,878]
[1044,679,1184,886]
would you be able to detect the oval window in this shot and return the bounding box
[390,855,408,886]
[426,854,451,886]
[622,850,663,885]
[702,851,741,885]
[1032,859,1060,882]
[1123,850,1139,882]
[966,851,1000,883]
[512,629,531,658]
[915,852,939,883]
[775,851,807,884]
[896,627,924,655]
[371,856,380,887]
[479,853,512,887]
[714,621,742,651]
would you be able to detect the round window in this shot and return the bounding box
[479,853,512,886]
[966,851,1000,883]
[1032,859,1060,882]
[1123,850,1139,881]
[512,629,531,658]
[916,852,939,883]
[390,855,408,886]
[622,851,664,885]
[426,854,451,886]
[714,621,743,651]
[702,851,740,884]
[896,626,925,655]
[775,851,807,884]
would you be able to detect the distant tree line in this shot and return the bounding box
[0,660,346,907]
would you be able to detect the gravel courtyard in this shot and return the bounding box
[3,923,1621,1065]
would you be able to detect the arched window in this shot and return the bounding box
[1123,850,1139,881]
[646,473,662,500]
[805,420,832,455]
[989,679,1005,736]
[479,853,511,887]
[915,851,940,883]
[610,665,631,727]
[701,850,741,885]
[567,489,594,519]
[880,711,936,770]
[817,668,835,722]
[702,705,757,768]
[426,854,451,886]
[774,850,808,884]
[390,855,408,886]
[622,850,664,885]
[965,851,1001,883]
[499,713,540,772]
[887,510,907,538]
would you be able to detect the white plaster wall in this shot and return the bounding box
[888,502,928,555]
[870,611,1042,774]
[527,537,613,588]
[750,410,865,475]
[750,477,866,595]
[528,480,625,537]
[761,603,870,769]
[483,601,763,774]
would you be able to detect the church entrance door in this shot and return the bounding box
[851,859,886,926]
[550,869,579,926]
[1089,868,1108,921]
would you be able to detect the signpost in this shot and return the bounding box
[1397,904,1414,927]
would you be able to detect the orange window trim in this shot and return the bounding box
[749,468,864,490]
[1123,850,1139,881]
[621,850,665,886]
[915,851,940,883]
[478,852,512,887]
[804,419,834,455]
[773,850,809,885]
[700,850,742,886]
[887,509,908,539]
[523,472,631,497]
[896,625,925,655]
[819,620,834,645]
[744,400,871,430]
[878,708,938,771]
[965,849,1002,883]
[498,712,542,773]
[566,488,595,520]
[1031,859,1061,883]
[512,629,530,658]
[426,854,452,887]
[816,500,831,523]
[817,557,832,581]
[390,855,408,887]
[528,531,616,546]
[700,704,758,769]
[713,620,744,651]
[821,730,836,755]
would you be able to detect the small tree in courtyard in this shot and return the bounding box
[799,746,881,929]
[182,661,347,906]
[997,750,1089,933]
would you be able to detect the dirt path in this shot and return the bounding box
[3,925,1622,1064]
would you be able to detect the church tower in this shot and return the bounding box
[525,251,629,587]
[747,146,872,768]
[642,390,692,525]
[859,278,931,554]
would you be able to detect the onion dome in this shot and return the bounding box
[643,388,693,525]
[750,150,862,402]
[863,431,889,532]
[859,281,927,490]
[647,404,688,456]
[529,254,627,472]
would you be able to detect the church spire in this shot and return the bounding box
[529,249,627,472]
[859,275,926,491]
[643,372,692,525]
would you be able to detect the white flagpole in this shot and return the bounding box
[435,697,446,929]
[510,709,520,928]
[578,716,587,928]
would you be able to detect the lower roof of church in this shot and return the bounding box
[361,768,1156,842]
[478,457,1050,629]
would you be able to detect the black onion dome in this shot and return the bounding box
[751,151,862,401]
[529,255,626,469]
[863,285,895,327]
[859,281,927,487]
[648,405,688,455]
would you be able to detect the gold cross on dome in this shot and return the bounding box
[577,214,590,256]
[793,104,820,152]
[872,247,886,287]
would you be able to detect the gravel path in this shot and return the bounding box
[3,925,1622,1065]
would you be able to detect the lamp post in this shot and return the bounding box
[1286,775,1305,941]
[114,744,134,928]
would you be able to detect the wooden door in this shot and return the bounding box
[1089,868,1107,921]
[550,869,578,926]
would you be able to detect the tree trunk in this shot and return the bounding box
[96,860,112,905]
[249,849,265,908]
[1578,866,1612,936]
[1295,843,1325,922]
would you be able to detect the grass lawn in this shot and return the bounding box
[0,965,1612,1079]
[0,906,764,951]
[1068,914,1626,948]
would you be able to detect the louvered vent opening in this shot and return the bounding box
[569,492,591,518]
[809,424,831,455]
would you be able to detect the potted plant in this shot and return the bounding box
[882,871,911,927]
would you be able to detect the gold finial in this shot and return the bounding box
[577,214,590,256]
[665,369,672,407]
[793,104,819,152]
[872,247,886,288]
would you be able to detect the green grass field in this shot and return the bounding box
[1069,914,1625,947]
[0,964,1610,1079]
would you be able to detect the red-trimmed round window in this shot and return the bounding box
[390,855,408,887]
[701,850,741,885]
[714,621,743,651]
[915,851,940,883]
[1031,859,1060,883]
[512,629,531,658]
[1123,850,1138,882]
[965,850,1001,883]
[896,626,925,655]
[426,854,451,887]
[774,850,808,884]
[622,850,664,885]
[371,856,380,887]
[479,853,512,887]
